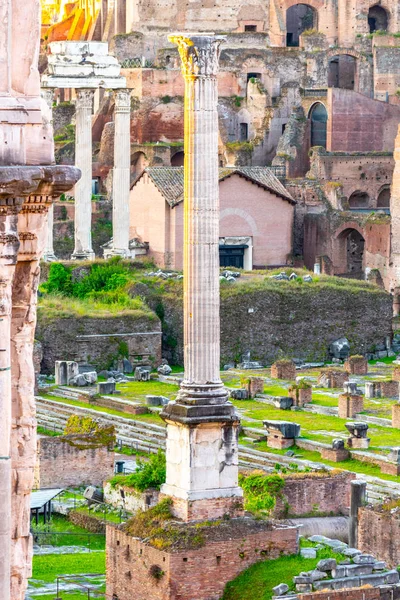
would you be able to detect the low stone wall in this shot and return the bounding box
[358,506,400,568]
[273,471,354,518]
[298,587,400,600]
[35,436,114,489]
[106,521,298,600]
[104,482,159,512]
[69,510,106,533]
[80,394,149,415]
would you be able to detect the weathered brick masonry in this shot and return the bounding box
[34,436,114,489]
[338,394,364,418]
[106,521,299,600]
[298,587,400,600]
[273,471,354,518]
[358,507,400,568]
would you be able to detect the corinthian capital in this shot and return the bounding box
[75,89,95,110]
[169,34,225,79]
[114,89,131,112]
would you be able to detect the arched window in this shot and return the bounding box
[286,4,316,47]
[328,55,356,90]
[377,186,390,208]
[310,103,327,148]
[348,191,370,209]
[346,229,365,273]
[368,5,388,32]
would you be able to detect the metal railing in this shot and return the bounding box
[120,57,156,68]
[31,530,105,552]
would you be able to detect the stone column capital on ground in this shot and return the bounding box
[104,88,132,259]
[72,88,95,261]
[160,34,242,522]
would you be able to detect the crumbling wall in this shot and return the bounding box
[358,507,400,568]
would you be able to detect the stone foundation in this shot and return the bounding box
[347,437,370,449]
[317,369,348,389]
[267,435,295,449]
[392,403,400,428]
[158,492,244,522]
[271,360,296,380]
[338,394,364,418]
[288,386,312,406]
[34,436,114,489]
[344,356,368,375]
[298,587,400,600]
[321,447,350,462]
[106,519,299,600]
[358,506,400,568]
[246,377,264,398]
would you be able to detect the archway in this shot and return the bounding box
[171,151,184,166]
[377,186,390,208]
[309,103,327,148]
[328,55,356,90]
[131,151,148,180]
[338,228,365,275]
[368,5,388,32]
[286,4,316,47]
[348,191,370,209]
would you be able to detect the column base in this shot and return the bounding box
[103,247,134,259]
[71,250,95,261]
[42,252,58,262]
[160,484,244,521]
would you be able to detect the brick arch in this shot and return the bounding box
[282,0,323,12]
[334,222,366,240]
[327,48,366,61]
[307,101,327,118]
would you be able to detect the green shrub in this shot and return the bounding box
[44,263,72,295]
[239,472,285,516]
[109,449,166,492]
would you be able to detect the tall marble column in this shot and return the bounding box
[0,204,20,600]
[72,89,95,261]
[41,90,57,262]
[160,35,243,522]
[105,89,132,258]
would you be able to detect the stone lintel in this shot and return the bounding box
[0,165,81,199]
[41,76,126,90]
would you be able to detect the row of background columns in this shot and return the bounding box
[42,87,132,261]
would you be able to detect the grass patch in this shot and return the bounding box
[38,293,154,321]
[116,379,179,401]
[31,514,105,549]
[32,552,105,582]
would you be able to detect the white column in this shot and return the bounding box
[160,35,242,521]
[105,89,132,258]
[41,89,57,262]
[72,89,95,261]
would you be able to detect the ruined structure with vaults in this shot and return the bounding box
[0,2,79,598]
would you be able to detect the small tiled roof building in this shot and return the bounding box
[129,166,295,270]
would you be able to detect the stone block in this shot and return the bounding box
[145,395,169,406]
[288,385,312,407]
[272,583,289,596]
[158,364,172,376]
[347,436,370,449]
[230,388,249,400]
[353,554,376,564]
[246,377,264,398]
[365,382,375,398]
[263,420,301,439]
[317,369,347,389]
[55,360,79,385]
[345,422,369,437]
[134,367,151,381]
[388,447,400,463]
[317,558,337,572]
[321,447,350,462]
[97,381,116,395]
[329,337,350,360]
[300,548,317,558]
[273,396,293,410]
[343,381,360,395]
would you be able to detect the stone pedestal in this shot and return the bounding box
[346,422,370,449]
[392,403,400,428]
[104,89,133,259]
[72,89,95,261]
[271,360,296,380]
[160,35,243,521]
[321,439,350,462]
[344,355,368,375]
[288,384,312,406]
[55,360,79,385]
[264,420,300,449]
[338,394,364,418]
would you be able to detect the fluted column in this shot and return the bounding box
[40,90,57,262]
[105,89,132,258]
[160,35,243,522]
[0,203,21,600]
[72,89,95,261]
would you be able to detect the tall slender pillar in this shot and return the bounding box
[41,90,57,262]
[160,35,243,522]
[72,89,95,261]
[0,204,20,600]
[390,125,400,307]
[105,89,132,258]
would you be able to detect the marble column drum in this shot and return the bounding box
[106,89,132,258]
[160,34,243,521]
[72,89,95,261]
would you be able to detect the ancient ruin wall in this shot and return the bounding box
[34,437,114,489]
[358,507,400,568]
[298,588,399,600]
[150,280,392,365]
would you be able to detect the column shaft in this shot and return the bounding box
[107,89,132,257]
[43,203,57,261]
[0,206,20,600]
[72,89,95,261]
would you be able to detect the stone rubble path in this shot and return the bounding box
[33,544,104,555]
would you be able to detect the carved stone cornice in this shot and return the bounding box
[114,89,131,112]
[168,34,225,79]
[75,89,95,110]
[0,166,80,199]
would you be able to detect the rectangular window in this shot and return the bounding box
[245,25,257,31]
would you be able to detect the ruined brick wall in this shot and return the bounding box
[273,471,354,518]
[106,523,298,600]
[271,361,296,380]
[392,404,400,428]
[358,507,400,568]
[298,587,398,600]
[338,394,364,418]
[327,88,400,152]
[35,436,114,489]
[35,314,161,373]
